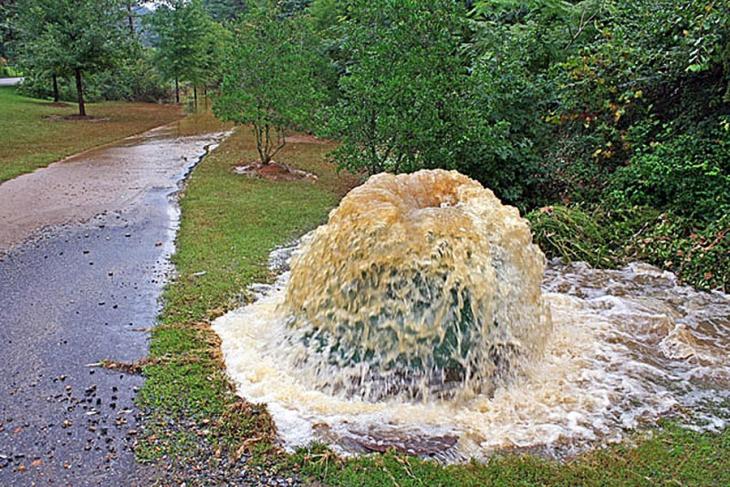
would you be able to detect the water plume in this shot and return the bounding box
[284,170,551,400]
[213,170,729,460]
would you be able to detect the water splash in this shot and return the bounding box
[213,171,729,460]
[284,170,551,400]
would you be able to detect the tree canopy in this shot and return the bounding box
[213,2,323,165]
[13,0,128,115]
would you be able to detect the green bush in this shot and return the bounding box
[527,204,729,292]
[527,205,616,268]
[627,213,730,291]
[0,65,21,77]
[606,124,730,223]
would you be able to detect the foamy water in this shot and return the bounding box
[212,171,729,461]
[283,171,551,402]
[214,251,729,460]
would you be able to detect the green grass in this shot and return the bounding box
[140,125,728,485]
[295,423,729,486]
[0,86,183,182]
[136,126,357,463]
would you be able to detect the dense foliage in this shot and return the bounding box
[214,2,323,164]
[305,0,729,290]
[5,0,729,288]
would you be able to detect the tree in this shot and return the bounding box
[214,3,323,165]
[320,0,475,175]
[147,0,212,104]
[13,0,127,115]
[203,0,247,21]
[0,0,16,62]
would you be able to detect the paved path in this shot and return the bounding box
[0,123,227,486]
[0,77,23,86]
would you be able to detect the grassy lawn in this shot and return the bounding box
[135,125,358,467]
[139,126,728,485]
[0,86,183,182]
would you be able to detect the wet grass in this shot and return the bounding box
[135,126,357,469]
[294,423,729,486]
[140,125,728,485]
[0,86,183,183]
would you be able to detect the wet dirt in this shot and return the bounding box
[0,121,229,486]
[232,161,318,182]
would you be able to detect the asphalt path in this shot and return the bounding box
[0,122,227,486]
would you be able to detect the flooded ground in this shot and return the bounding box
[0,117,229,485]
[214,243,730,462]
[0,114,227,252]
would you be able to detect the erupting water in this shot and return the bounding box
[213,170,729,460]
[285,170,551,400]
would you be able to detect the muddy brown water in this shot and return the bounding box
[214,208,729,463]
[0,120,229,485]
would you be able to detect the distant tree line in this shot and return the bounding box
[4,0,240,115]
[3,0,729,288]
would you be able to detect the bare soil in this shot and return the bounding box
[285,133,329,145]
[233,161,318,182]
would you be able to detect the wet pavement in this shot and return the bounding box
[0,122,228,486]
[0,77,23,87]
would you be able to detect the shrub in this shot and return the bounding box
[527,205,616,268]
[527,204,729,292]
[627,213,730,291]
[606,124,730,223]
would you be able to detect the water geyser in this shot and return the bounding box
[283,170,552,400]
[214,169,729,459]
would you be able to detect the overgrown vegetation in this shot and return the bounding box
[200,0,729,289]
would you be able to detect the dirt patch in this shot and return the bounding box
[43,114,111,122]
[285,134,329,145]
[233,161,318,182]
[47,102,71,108]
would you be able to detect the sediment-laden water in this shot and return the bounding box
[213,170,729,461]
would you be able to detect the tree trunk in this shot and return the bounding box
[175,77,180,104]
[253,124,269,165]
[127,1,135,35]
[74,68,86,117]
[193,85,197,107]
[51,74,59,103]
